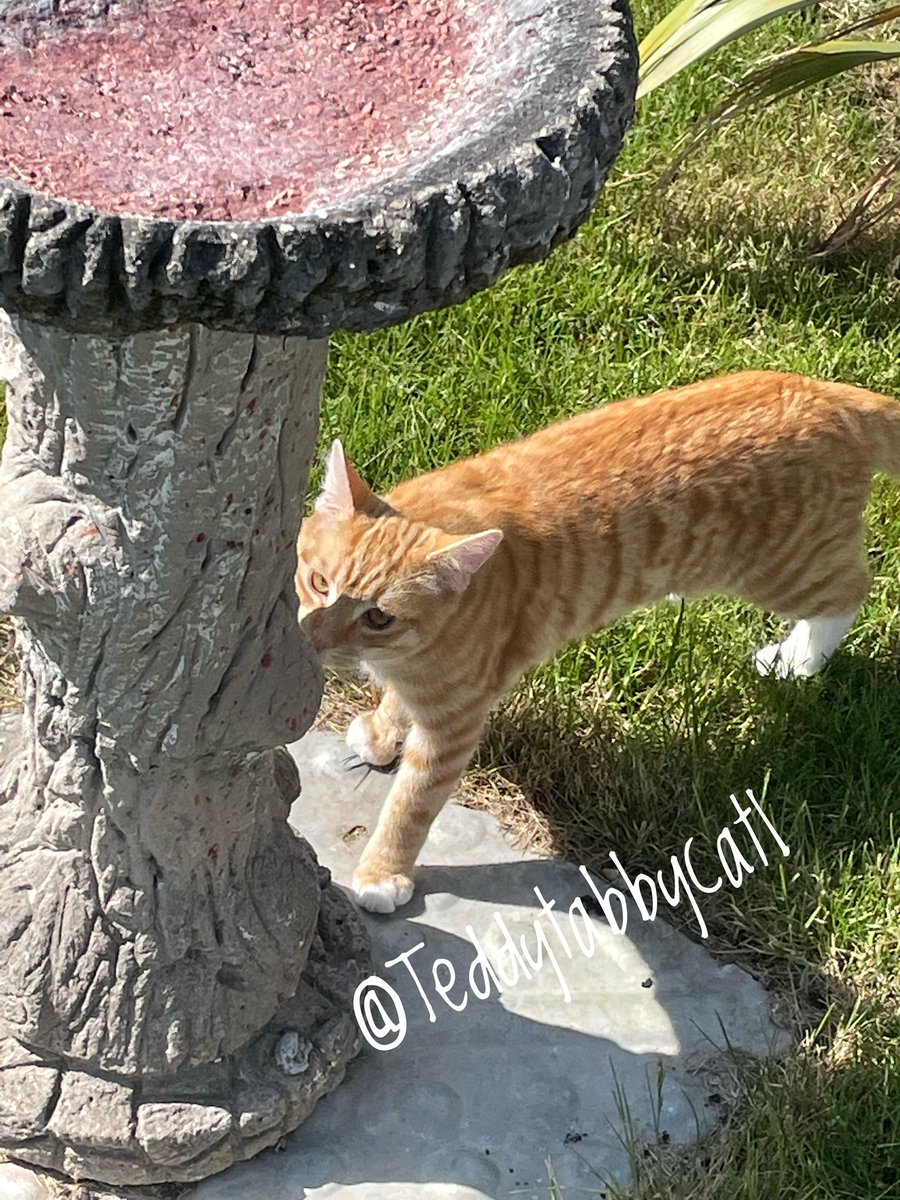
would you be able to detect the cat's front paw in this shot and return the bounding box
[352,868,415,914]
[346,713,402,767]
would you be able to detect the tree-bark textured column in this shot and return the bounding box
[0,315,370,1184]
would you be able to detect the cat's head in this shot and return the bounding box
[296,441,502,670]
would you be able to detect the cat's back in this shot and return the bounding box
[387,371,897,531]
[509,370,893,473]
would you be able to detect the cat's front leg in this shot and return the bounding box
[352,711,487,913]
[346,684,411,767]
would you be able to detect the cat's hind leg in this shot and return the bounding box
[754,611,857,678]
[752,556,870,679]
[346,684,411,767]
[746,514,874,680]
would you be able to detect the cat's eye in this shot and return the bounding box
[309,570,329,596]
[362,607,395,631]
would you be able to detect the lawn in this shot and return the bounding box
[1,2,899,1197]
[313,4,900,1195]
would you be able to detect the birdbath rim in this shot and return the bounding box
[0,0,637,338]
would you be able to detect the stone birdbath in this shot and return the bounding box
[0,0,636,1188]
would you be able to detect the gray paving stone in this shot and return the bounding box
[191,729,792,1200]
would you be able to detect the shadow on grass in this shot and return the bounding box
[473,647,900,1195]
[478,643,900,987]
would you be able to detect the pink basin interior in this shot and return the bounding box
[0,0,478,220]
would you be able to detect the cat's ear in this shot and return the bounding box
[425,529,503,594]
[315,440,378,516]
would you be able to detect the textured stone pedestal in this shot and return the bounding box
[0,322,371,1185]
[185,730,793,1200]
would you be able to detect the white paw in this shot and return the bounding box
[755,616,852,679]
[352,872,415,914]
[346,714,398,767]
[754,642,785,677]
[753,642,821,679]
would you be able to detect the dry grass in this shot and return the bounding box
[869,63,900,152]
[0,617,19,712]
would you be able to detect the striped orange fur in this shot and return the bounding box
[296,370,900,912]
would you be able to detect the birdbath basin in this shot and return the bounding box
[0,0,636,1188]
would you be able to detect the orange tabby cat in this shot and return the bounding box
[296,371,899,912]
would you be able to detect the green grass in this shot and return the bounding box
[312,5,900,1196]
[2,4,899,1196]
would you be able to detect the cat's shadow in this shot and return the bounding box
[520,647,899,839]
[218,854,800,1200]
[472,644,900,1009]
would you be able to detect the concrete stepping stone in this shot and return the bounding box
[191,729,792,1200]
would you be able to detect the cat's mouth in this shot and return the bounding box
[316,646,362,673]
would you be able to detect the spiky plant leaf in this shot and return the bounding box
[813,154,900,259]
[638,0,818,98]
[658,23,900,184]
